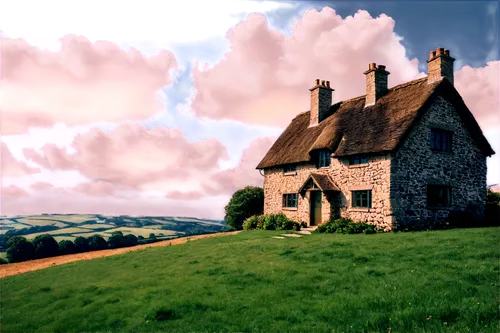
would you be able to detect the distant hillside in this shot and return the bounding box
[0,214,227,248]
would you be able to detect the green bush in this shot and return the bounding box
[108,231,126,249]
[0,257,8,265]
[88,235,108,251]
[6,236,35,263]
[485,189,500,226]
[242,213,298,231]
[149,233,157,240]
[59,240,76,255]
[74,236,90,253]
[124,234,138,247]
[315,218,376,235]
[224,186,264,230]
[300,221,307,229]
[32,235,59,259]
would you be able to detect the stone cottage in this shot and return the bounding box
[256,47,495,230]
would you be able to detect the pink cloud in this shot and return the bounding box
[1,35,177,134]
[2,185,29,198]
[30,182,54,191]
[1,142,40,177]
[455,61,500,131]
[23,124,230,190]
[165,190,205,200]
[191,9,423,127]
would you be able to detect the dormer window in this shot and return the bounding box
[430,128,452,153]
[350,155,369,165]
[283,165,297,173]
[317,150,331,168]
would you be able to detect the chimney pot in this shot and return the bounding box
[309,78,334,126]
[364,64,389,107]
[427,47,455,85]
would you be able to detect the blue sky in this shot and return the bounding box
[116,0,500,182]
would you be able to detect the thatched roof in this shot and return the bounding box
[256,77,495,169]
[298,173,340,192]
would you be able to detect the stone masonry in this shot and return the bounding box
[263,153,392,230]
[390,95,487,227]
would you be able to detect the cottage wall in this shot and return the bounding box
[390,96,487,228]
[263,153,392,229]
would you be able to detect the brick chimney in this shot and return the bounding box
[309,79,334,127]
[427,47,455,85]
[363,63,390,107]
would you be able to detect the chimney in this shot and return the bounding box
[309,78,334,126]
[427,47,455,85]
[363,63,390,107]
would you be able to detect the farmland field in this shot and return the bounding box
[15,218,68,228]
[24,228,91,239]
[1,227,498,333]
[104,227,176,238]
[79,224,115,229]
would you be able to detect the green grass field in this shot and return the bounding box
[1,227,499,333]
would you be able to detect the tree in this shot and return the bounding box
[59,240,76,255]
[32,234,59,259]
[6,236,34,263]
[107,231,125,249]
[88,235,108,251]
[124,234,138,247]
[149,233,157,240]
[224,186,264,230]
[74,236,90,253]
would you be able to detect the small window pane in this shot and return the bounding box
[352,190,372,208]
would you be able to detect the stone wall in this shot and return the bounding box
[390,95,487,228]
[263,153,392,229]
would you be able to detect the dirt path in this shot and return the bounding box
[0,231,241,279]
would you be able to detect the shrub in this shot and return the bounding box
[224,186,264,230]
[485,189,500,226]
[149,233,157,240]
[0,257,8,265]
[300,221,307,229]
[58,240,76,255]
[137,235,145,241]
[88,235,108,251]
[243,213,298,231]
[32,234,59,259]
[124,234,138,247]
[108,231,126,249]
[315,218,376,235]
[6,236,34,263]
[74,236,90,253]
[242,215,259,230]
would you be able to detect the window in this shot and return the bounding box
[317,150,331,168]
[430,129,452,152]
[350,155,369,165]
[283,165,296,173]
[282,193,298,208]
[352,190,372,208]
[427,185,452,207]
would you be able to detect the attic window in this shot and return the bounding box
[430,129,452,153]
[283,165,297,173]
[350,155,369,165]
[317,150,331,168]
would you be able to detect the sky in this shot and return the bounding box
[0,0,499,218]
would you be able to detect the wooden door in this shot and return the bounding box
[310,191,322,226]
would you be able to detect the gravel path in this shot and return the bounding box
[0,231,241,279]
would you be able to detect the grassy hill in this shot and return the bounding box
[0,214,227,246]
[1,227,499,332]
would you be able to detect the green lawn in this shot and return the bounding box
[1,228,499,333]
